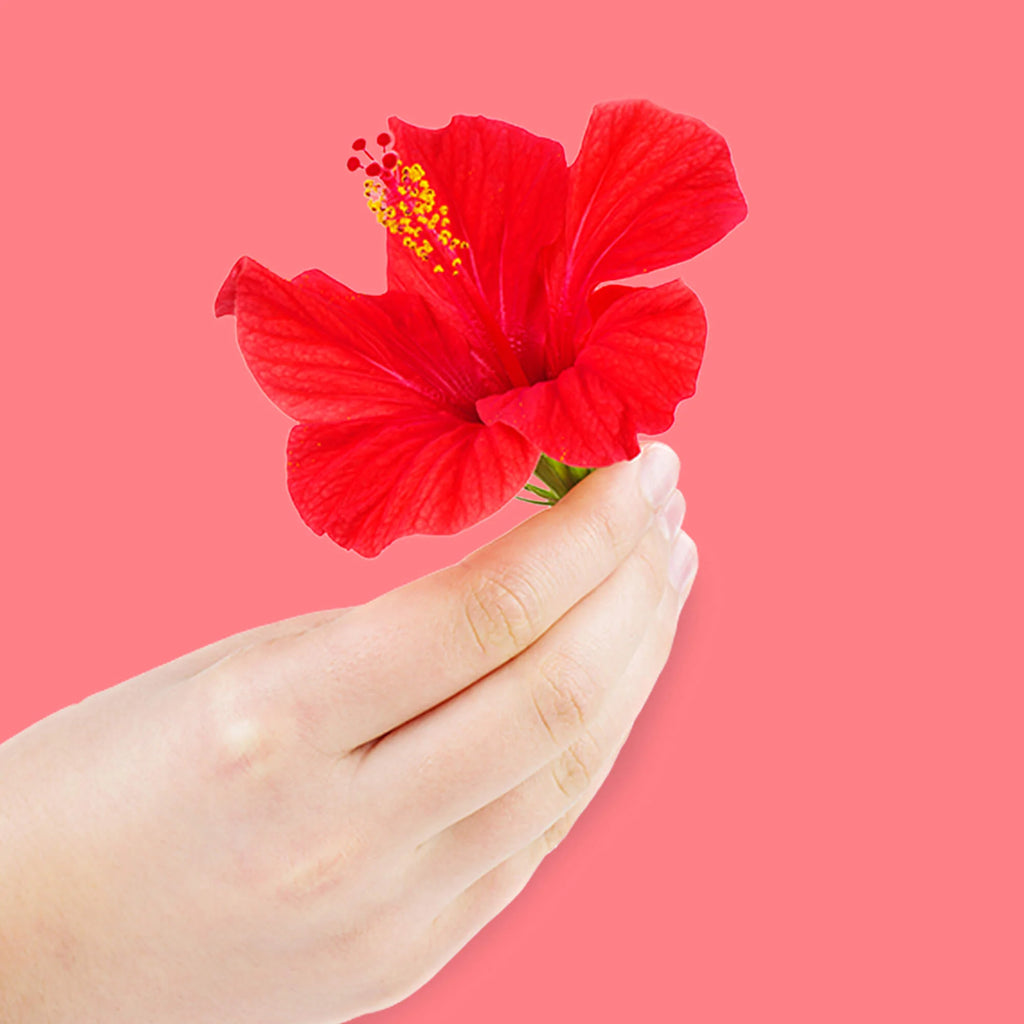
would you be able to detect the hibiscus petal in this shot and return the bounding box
[215,256,502,422]
[384,114,568,383]
[476,280,706,466]
[550,99,747,308]
[287,415,538,556]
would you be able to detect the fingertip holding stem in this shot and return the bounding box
[638,443,680,510]
[523,443,680,511]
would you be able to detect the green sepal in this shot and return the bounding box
[524,483,558,501]
[516,454,597,507]
[533,454,596,501]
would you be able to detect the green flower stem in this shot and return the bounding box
[532,454,595,503]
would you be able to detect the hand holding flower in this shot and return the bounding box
[0,447,693,1024]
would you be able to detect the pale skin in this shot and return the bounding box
[0,442,697,1024]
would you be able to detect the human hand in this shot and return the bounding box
[0,443,696,1024]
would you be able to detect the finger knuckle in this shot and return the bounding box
[543,810,576,854]
[210,710,284,784]
[196,653,291,784]
[577,499,633,565]
[274,827,376,908]
[550,728,601,801]
[460,566,543,657]
[531,647,597,747]
[629,538,669,605]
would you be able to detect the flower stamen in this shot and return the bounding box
[350,134,469,277]
[347,129,531,389]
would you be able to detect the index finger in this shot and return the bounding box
[230,443,680,749]
[417,442,679,658]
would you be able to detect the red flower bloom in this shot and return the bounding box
[215,99,746,556]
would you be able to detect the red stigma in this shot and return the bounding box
[352,138,367,151]
[366,162,381,177]
[377,132,392,147]
[346,156,362,172]
[382,152,397,169]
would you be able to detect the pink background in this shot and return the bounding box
[2,1,1021,1021]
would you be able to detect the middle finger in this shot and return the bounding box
[356,508,679,843]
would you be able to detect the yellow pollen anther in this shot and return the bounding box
[357,154,466,276]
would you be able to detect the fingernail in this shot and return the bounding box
[668,530,698,592]
[657,489,686,540]
[639,443,680,510]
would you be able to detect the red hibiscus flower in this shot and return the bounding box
[215,99,746,556]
